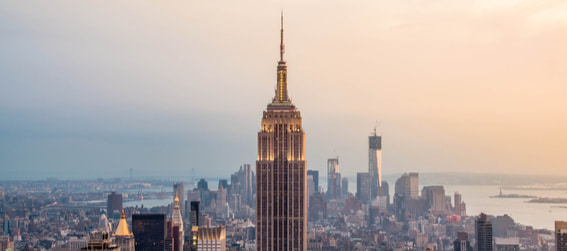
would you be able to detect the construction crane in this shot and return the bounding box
[374,120,381,136]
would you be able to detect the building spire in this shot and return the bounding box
[115,209,132,236]
[271,11,290,104]
[280,10,285,62]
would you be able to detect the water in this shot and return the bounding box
[124,198,174,209]
[123,183,567,230]
[446,185,567,230]
[121,180,221,209]
[344,181,567,230]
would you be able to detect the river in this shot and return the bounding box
[124,182,567,230]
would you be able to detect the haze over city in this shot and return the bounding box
[1,0,566,180]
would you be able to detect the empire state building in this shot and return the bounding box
[256,14,307,251]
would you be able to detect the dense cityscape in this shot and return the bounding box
[2,6,567,251]
[0,168,563,251]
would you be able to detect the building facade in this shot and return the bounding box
[172,195,184,251]
[107,192,122,219]
[132,214,166,251]
[308,194,326,222]
[395,173,419,199]
[327,158,341,201]
[494,237,520,251]
[114,211,134,251]
[341,177,349,198]
[422,186,446,215]
[453,232,473,251]
[256,14,307,251]
[190,201,200,227]
[356,172,371,203]
[0,236,14,251]
[454,192,467,216]
[556,221,567,251]
[230,164,255,208]
[190,226,226,251]
[307,170,319,194]
[476,213,493,251]
[79,232,119,251]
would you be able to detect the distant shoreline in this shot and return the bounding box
[490,194,537,199]
[527,197,567,204]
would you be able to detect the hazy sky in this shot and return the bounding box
[1,0,566,180]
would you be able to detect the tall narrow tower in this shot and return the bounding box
[327,158,341,200]
[173,183,185,218]
[256,13,307,251]
[172,194,184,251]
[369,129,382,199]
[476,213,493,251]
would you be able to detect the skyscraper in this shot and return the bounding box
[230,164,256,208]
[197,179,208,191]
[256,14,307,251]
[341,177,349,198]
[454,232,473,251]
[190,201,200,227]
[173,182,185,218]
[369,131,382,199]
[422,186,446,215]
[327,158,341,200]
[556,221,567,251]
[218,180,228,191]
[307,175,314,207]
[132,214,167,251]
[308,194,326,222]
[186,190,201,218]
[172,194,184,251]
[107,192,122,219]
[166,220,178,251]
[307,170,319,194]
[394,173,421,220]
[394,172,419,199]
[476,213,493,251]
[216,184,227,218]
[454,192,466,216]
[356,172,371,203]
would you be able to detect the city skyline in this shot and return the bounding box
[1,0,567,180]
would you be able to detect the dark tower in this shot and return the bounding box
[190,201,200,227]
[476,213,493,251]
[132,214,167,251]
[256,13,307,251]
[107,192,122,218]
[556,221,567,251]
[307,170,319,193]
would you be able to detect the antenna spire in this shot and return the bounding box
[272,11,289,104]
[280,10,285,61]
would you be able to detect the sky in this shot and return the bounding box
[1,0,566,180]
